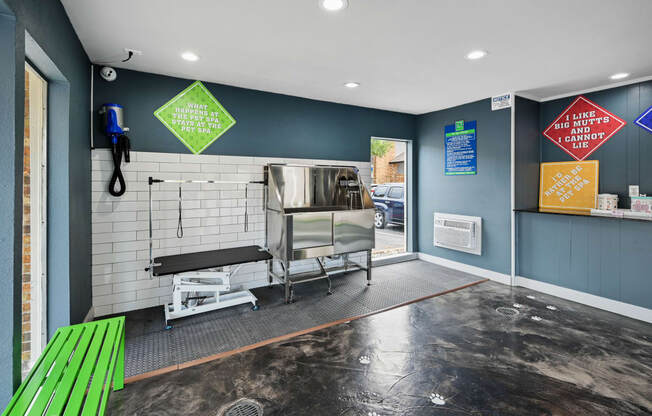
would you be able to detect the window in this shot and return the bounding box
[23,64,48,378]
[388,187,403,199]
[374,186,388,198]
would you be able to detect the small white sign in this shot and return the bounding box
[491,93,512,111]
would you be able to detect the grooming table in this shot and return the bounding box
[152,245,272,328]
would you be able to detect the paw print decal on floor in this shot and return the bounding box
[358,355,371,365]
[430,393,446,405]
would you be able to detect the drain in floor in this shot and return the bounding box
[496,307,519,317]
[219,398,264,416]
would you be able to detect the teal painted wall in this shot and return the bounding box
[517,81,652,309]
[513,96,540,210]
[0,0,91,405]
[92,67,418,252]
[541,81,652,199]
[0,4,19,403]
[416,99,512,274]
[93,68,417,162]
[518,212,652,309]
[10,0,92,334]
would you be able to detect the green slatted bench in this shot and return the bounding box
[3,316,125,416]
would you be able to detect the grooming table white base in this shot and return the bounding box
[163,269,258,327]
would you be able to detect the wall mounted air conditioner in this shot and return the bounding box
[433,213,482,255]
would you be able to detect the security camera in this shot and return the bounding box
[100,66,117,82]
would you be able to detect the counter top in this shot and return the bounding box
[515,208,652,223]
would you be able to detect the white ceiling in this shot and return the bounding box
[61,0,652,114]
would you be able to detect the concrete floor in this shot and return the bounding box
[108,281,652,415]
[374,224,405,250]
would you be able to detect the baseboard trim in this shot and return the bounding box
[417,252,511,285]
[516,276,652,323]
[416,252,651,323]
[372,252,418,267]
[83,306,95,323]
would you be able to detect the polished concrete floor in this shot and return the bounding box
[108,281,652,415]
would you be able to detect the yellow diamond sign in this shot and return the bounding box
[539,160,599,212]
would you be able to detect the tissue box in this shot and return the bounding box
[631,196,652,213]
[598,194,618,210]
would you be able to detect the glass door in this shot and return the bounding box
[370,138,408,260]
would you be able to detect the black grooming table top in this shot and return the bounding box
[152,245,272,276]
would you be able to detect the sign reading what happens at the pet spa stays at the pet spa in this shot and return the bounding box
[154,81,236,154]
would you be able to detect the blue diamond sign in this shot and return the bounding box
[635,106,652,134]
[154,81,236,154]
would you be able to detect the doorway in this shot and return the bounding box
[370,137,408,260]
[22,63,48,377]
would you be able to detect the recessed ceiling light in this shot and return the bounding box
[344,82,360,88]
[319,0,348,12]
[466,50,488,60]
[181,51,199,62]
[609,72,629,80]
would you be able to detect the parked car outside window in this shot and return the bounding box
[372,183,404,229]
[387,186,403,199]
[374,185,388,198]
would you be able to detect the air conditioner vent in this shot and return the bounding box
[442,219,472,230]
[433,213,481,255]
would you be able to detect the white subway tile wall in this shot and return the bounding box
[91,150,372,316]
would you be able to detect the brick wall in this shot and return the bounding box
[372,142,404,184]
[91,150,371,316]
[372,146,394,184]
[21,70,31,366]
[387,163,405,183]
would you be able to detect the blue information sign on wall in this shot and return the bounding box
[445,120,477,175]
[635,106,652,134]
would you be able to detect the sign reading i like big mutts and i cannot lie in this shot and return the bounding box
[543,96,626,161]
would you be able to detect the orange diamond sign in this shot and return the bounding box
[543,96,626,161]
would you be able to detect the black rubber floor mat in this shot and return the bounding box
[122,260,483,377]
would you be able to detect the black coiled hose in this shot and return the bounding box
[109,134,131,197]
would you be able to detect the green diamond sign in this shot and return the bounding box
[154,81,236,154]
